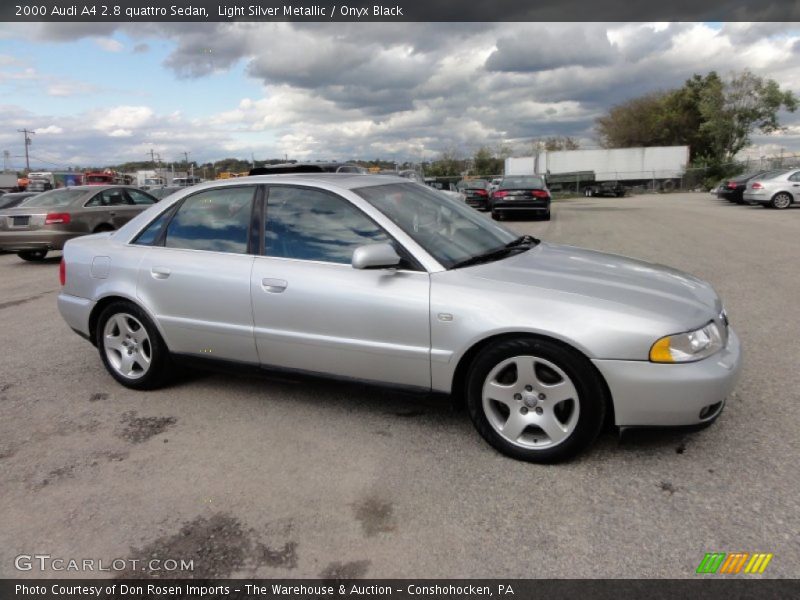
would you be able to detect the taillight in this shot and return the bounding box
[726,181,738,189]
[751,182,763,190]
[476,189,488,196]
[493,190,508,198]
[46,212,71,225]
[59,258,66,286]
[531,190,549,198]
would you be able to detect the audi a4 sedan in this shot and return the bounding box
[57,174,741,462]
[490,175,551,221]
[0,185,157,261]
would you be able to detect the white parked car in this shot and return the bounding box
[743,169,800,209]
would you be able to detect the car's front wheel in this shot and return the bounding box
[770,192,793,209]
[96,301,171,390]
[466,337,607,463]
[17,250,48,261]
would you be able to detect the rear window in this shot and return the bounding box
[459,180,489,189]
[500,177,545,188]
[19,188,85,207]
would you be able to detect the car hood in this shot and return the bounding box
[469,242,720,325]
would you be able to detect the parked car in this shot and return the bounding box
[490,175,551,220]
[57,174,740,463]
[743,169,800,209]
[456,179,492,211]
[716,170,780,204]
[0,185,157,261]
[583,181,625,198]
[0,191,39,209]
[147,186,183,201]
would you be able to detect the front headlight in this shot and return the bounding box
[649,321,724,363]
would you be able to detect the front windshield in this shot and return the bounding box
[19,188,85,207]
[355,182,517,268]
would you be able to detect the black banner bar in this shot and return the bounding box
[2,0,800,22]
[2,579,800,600]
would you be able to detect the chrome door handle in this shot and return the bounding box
[261,278,288,293]
[151,267,171,279]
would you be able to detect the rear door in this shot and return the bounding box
[135,185,259,363]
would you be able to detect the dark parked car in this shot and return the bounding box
[249,162,366,175]
[717,170,782,204]
[457,179,491,210]
[491,176,551,221]
[583,181,625,198]
[0,185,157,261]
[0,192,39,209]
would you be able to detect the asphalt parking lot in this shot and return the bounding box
[1,192,798,579]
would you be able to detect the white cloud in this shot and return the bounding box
[36,125,64,134]
[94,37,123,52]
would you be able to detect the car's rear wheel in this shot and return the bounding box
[96,301,171,390]
[770,193,792,209]
[466,337,606,463]
[491,210,503,221]
[94,224,115,233]
[17,250,48,262]
[541,210,551,221]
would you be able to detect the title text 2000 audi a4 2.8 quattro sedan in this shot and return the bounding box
[57,174,741,462]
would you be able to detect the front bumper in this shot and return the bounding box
[57,292,95,340]
[0,230,75,251]
[592,329,742,427]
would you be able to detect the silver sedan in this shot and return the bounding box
[743,168,800,209]
[57,174,741,463]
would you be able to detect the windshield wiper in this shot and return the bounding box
[505,235,540,248]
[450,239,539,270]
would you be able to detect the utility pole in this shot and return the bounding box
[18,129,35,172]
[3,150,10,171]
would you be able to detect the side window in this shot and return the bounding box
[788,171,800,182]
[164,186,254,253]
[105,189,132,206]
[265,187,389,264]
[133,210,172,246]
[127,189,156,205]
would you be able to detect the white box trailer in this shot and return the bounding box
[1,171,18,190]
[504,156,537,176]
[540,146,689,181]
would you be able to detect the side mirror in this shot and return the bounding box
[352,243,401,270]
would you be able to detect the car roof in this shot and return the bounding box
[198,173,410,191]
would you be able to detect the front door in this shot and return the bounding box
[250,185,431,388]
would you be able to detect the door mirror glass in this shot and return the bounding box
[352,243,401,270]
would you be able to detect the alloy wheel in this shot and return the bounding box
[103,313,152,380]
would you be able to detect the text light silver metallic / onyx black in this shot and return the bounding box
[57,174,742,462]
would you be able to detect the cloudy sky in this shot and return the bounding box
[0,21,799,170]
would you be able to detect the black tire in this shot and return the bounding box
[94,224,115,233]
[541,210,551,221]
[18,250,48,262]
[465,337,607,463]
[491,210,502,221]
[95,301,172,390]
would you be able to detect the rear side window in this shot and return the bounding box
[163,186,254,253]
[133,210,172,246]
[127,189,156,205]
[264,186,388,264]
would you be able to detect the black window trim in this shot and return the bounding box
[261,183,425,272]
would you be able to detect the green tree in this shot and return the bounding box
[596,70,797,166]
